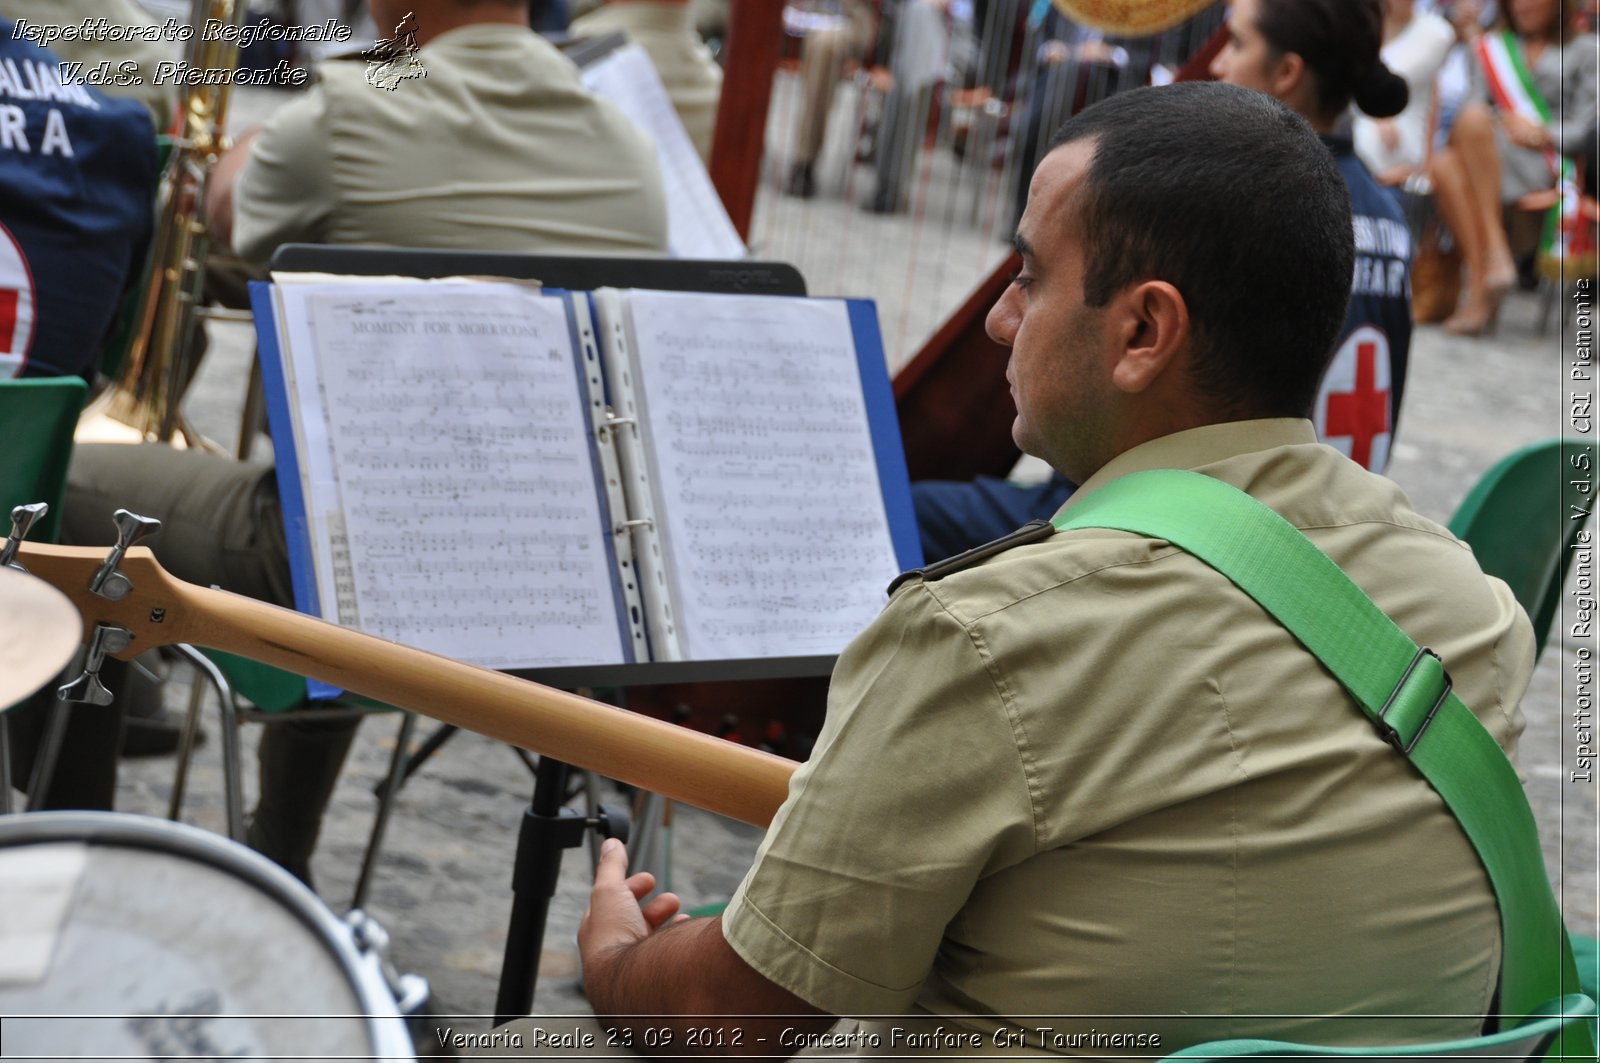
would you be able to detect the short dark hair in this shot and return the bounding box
[1049,83,1353,420]
[1255,0,1408,120]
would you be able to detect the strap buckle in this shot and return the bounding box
[1374,647,1453,756]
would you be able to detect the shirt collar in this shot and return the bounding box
[586,2,695,33]
[1060,419,1318,515]
[422,22,547,53]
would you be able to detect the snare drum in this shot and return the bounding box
[0,812,420,1061]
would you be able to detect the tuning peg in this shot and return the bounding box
[88,509,162,601]
[57,623,132,706]
[0,503,49,572]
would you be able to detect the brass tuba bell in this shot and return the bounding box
[97,0,254,448]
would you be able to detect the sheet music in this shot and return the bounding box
[580,44,746,261]
[622,291,901,659]
[273,282,629,669]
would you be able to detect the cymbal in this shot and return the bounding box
[1052,0,1218,35]
[0,566,81,712]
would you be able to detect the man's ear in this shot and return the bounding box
[1108,280,1189,394]
[1269,50,1307,103]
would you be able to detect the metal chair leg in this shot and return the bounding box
[24,663,78,813]
[171,644,245,841]
[167,666,209,823]
[236,348,267,461]
[0,715,12,814]
[628,789,669,892]
[352,710,418,911]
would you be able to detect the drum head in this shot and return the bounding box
[0,813,414,1060]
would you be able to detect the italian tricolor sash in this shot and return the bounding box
[1476,30,1595,278]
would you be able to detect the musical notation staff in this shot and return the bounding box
[623,291,902,659]
[296,285,628,669]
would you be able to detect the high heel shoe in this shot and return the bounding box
[1485,252,1517,297]
[1442,290,1502,336]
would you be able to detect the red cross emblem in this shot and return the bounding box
[0,221,36,378]
[1318,326,1391,471]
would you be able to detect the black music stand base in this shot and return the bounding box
[494,756,628,1027]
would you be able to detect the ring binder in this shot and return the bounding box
[250,276,923,681]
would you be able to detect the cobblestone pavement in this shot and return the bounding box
[52,81,1600,1047]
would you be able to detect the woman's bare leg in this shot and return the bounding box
[1450,102,1516,288]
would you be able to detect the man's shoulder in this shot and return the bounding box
[569,5,635,37]
[571,3,689,41]
[891,517,1193,628]
[896,444,1461,625]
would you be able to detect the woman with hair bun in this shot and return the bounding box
[1212,0,1415,474]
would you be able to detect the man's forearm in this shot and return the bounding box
[585,916,831,1058]
[587,915,720,1018]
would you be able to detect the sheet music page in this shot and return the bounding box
[622,291,901,659]
[274,282,629,669]
[580,44,746,261]
[274,285,355,625]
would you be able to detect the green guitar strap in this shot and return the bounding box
[1052,469,1592,1060]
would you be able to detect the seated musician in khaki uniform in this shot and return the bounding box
[568,0,722,163]
[569,82,1533,1053]
[62,0,669,887]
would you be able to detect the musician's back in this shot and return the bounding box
[724,421,1531,1053]
[231,23,668,264]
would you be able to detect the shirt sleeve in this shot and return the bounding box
[721,581,1038,1017]
[230,85,338,267]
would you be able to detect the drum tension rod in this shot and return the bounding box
[344,910,432,1017]
[89,509,162,601]
[0,502,48,572]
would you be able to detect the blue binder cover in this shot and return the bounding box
[845,298,922,573]
[249,280,337,700]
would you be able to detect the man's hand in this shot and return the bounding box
[579,838,685,974]
[577,839,834,1058]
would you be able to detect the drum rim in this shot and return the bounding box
[0,811,414,1061]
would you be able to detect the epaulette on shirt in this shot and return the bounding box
[886,519,1056,596]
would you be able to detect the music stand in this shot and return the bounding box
[266,245,837,1023]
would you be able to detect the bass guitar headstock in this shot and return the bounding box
[3,504,194,706]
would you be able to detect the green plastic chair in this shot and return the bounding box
[0,377,89,543]
[0,376,87,811]
[1448,438,1597,659]
[1170,993,1595,1061]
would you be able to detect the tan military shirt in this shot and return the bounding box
[1,0,178,129]
[231,24,668,266]
[569,1,722,163]
[723,419,1533,1056]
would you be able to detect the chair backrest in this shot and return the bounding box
[0,377,88,543]
[1448,438,1596,658]
[1169,993,1595,1061]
